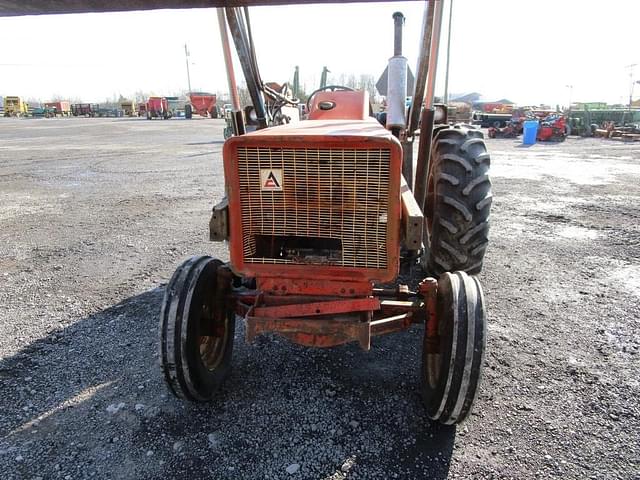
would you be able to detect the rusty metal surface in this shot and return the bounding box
[400,174,423,251]
[244,314,364,348]
[419,277,438,353]
[379,299,424,322]
[223,119,403,283]
[240,280,425,349]
[209,197,229,241]
[259,278,373,297]
[245,312,414,350]
[253,297,380,319]
[370,313,412,337]
[0,1,415,17]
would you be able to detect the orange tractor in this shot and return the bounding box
[161,3,492,425]
[3,0,492,426]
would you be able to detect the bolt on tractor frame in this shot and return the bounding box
[0,0,492,426]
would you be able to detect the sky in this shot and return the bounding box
[0,1,639,107]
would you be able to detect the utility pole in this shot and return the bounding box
[565,84,573,112]
[623,64,636,126]
[443,0,453,105]
[184,43,193,96]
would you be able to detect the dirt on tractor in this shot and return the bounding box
[0,117,638,479]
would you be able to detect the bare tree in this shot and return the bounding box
[358,74,376,99]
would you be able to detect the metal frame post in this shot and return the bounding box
[217,8,242,129]
[413,0,445,214]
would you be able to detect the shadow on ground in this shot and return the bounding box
[0,288,454,479]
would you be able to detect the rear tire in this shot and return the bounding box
[185,104,193,119]
[424,125,492,276]
[421,271,486,425]
[160,256,235,401]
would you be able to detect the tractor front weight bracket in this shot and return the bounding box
[233,277,440,351]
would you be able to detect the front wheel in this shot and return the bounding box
[423,125,492,276]
[421,271,486,425]
[160,256,235,401]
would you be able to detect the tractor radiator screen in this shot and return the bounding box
[236,147,391,269]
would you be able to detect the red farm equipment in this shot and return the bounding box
[185,92,219,119]
[2,0,492,427]
[71,103,98,117]
[146,96,170,120]
[44,101,71,117]
[537,114,567,142]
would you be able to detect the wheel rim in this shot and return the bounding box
[426,350,441,389]
[197,295,229,372]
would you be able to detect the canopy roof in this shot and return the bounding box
[0,0,411,17]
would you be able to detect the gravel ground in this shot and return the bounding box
[0,117,638,479]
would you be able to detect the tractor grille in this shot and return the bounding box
[236,146,391,269]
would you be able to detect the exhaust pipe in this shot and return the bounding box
[386,12,408,132]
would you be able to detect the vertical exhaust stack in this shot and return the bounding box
[386,12,408,132]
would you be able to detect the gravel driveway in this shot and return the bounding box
[0,117,638,479]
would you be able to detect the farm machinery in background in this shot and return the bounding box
[489,108,567,142]
[3,96,29,117]
[71,103,99,117]
[120,100,138,117]
[42,101,71,117]
[536,113,566,142]
[566,106,640,137]
[471,102,513,128]
[145,96,171,120]
[185,92,220,119]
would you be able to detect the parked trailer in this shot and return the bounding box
[146,97,170,120]
[31,106,57,118]
[185,92,218,119]
[96,107,122,117]
[120,100,138,117]
[3,96,29,117]
[44,101,71,117]
[471,111,512,128]
[71,103,98,117]
[165,96,180,117]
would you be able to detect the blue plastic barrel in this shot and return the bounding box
[522,120,539,145]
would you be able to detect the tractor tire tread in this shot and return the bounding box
[437,172,460,186]
[425,125,491,276]
[161,255,211,401]
[462,174,491,196]
[442,153,473,172]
